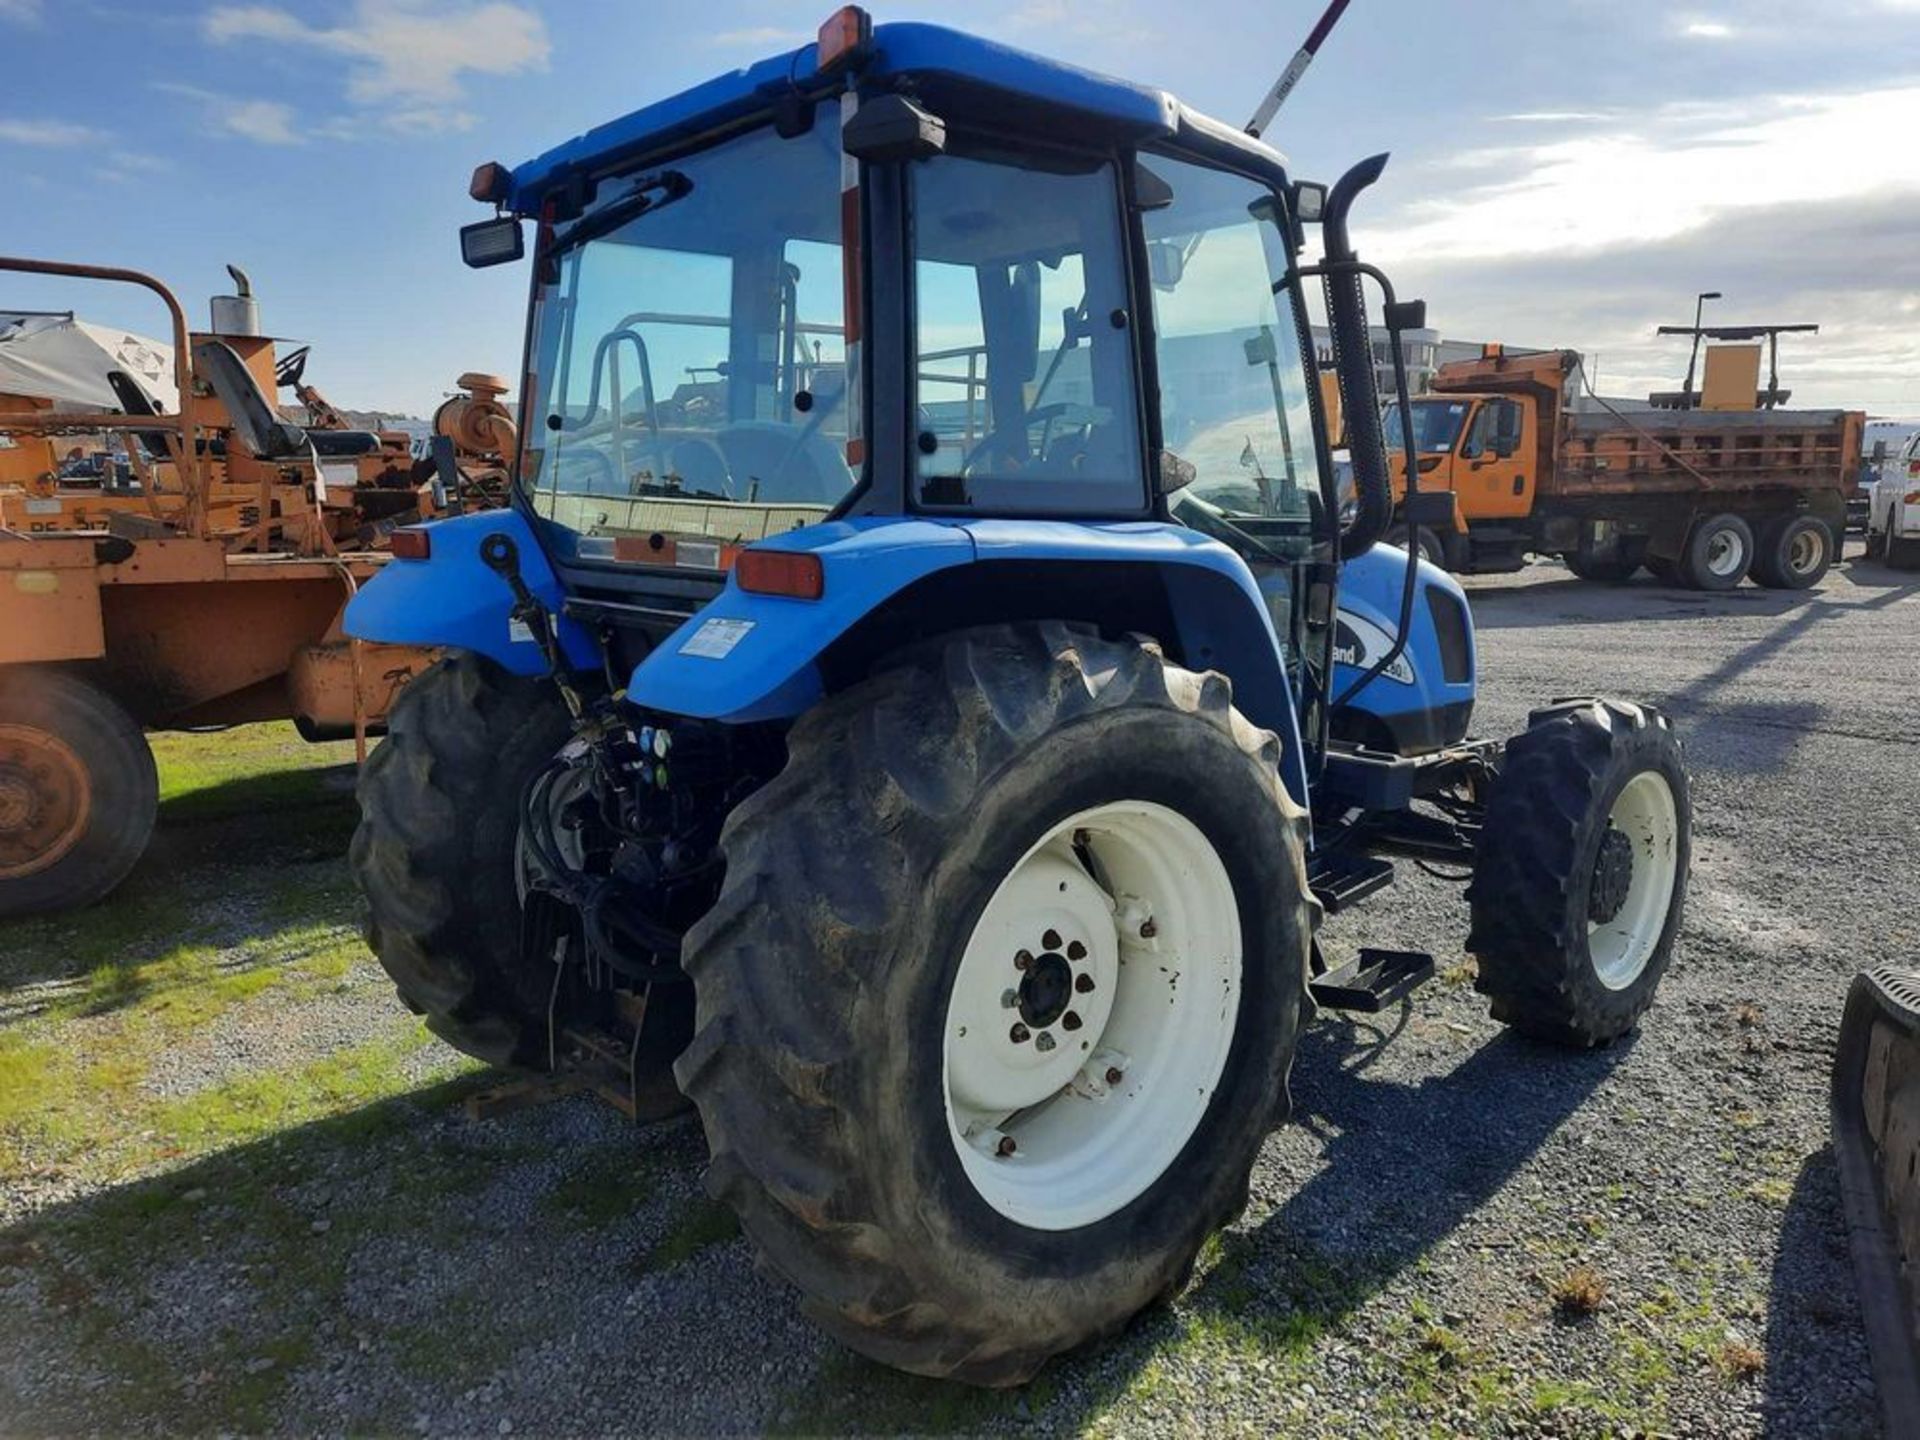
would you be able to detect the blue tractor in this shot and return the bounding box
[347,9,1691,1386]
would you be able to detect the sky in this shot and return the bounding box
[3,0,1918,419]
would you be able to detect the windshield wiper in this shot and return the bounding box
[550,170,693,256]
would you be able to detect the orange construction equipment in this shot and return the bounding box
[0,256,504,915]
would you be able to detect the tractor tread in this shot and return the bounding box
[674,621,1313,1386]
[1467,699,1689,1046]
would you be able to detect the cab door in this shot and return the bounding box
[1458,396,1532,519]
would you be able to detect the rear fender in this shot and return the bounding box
[343,509,600,675]
[628,517,1309,803]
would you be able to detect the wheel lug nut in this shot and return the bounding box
[996,1135,1017,1157]
[1074,973,1094,994]
[1061,1011,1083,1032]
[1001,988,1019,1009]
[1067,940,1087,961]
[1105,1066,1124,1085]
[1009,1023,1031,1044]
[1042,929,1061,951]
[1138,917,1158,939]
[1014,950,1032,971]
[1035,1032,1056,1053]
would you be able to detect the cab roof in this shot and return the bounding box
[506,21,1284,209]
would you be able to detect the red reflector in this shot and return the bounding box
[389,528,431,560]
[736,550,824,600]
[816,5,872,73]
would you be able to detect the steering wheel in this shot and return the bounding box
[275,346,310,390]
[961,403,1082,477]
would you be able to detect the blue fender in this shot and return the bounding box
[343,509,602,675]
[630,516,1310,803]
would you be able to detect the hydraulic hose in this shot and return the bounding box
[1319,154,1394,560]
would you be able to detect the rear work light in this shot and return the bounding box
[389,528,430,560]
[816,5,873,73]
[736,549,825,600]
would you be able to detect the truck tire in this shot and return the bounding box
[1751,515,1833,589]
[352,652,692,1103]
[1391,525,1448,569]
[0,668,157,918]
[1679,513,1754,590]
[1467,699,1689,1047]
[675,623,1313,1385]
[1565,553,1640,584]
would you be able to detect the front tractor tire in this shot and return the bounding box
[351,653,690,1102]
[675,623,1315,1386]
[0,668,157,918]
[1467,699,1689,1046]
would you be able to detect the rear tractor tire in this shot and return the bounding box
[351,652,692,1110]
[1467,699,1689,1046]
[0,668,157,918]
[1680,513,1754,590]
[1750,515,1834,590]
[675,623,1315,1385]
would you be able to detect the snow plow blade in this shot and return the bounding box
[1832,965,1920,1436]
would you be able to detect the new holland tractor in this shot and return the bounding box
[345,10,1692,1386]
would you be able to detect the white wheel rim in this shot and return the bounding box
[1787,527,1824,576]
[1587,771,1680,989]
[942,800,1241,1231]
[1705,527,1746,578]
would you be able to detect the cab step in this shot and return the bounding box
[1306,850,1396,913]
[1310,947,1436,1013]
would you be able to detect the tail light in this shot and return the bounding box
[737,549,825,600]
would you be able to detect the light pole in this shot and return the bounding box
[1681,290,1722,407]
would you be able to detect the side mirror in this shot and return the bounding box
[1146,241,1185,290]
[1292,181,1327,224]
[461,216,525,268]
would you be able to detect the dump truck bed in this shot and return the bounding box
[1553,405,1862,501]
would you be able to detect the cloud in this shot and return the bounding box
[1392,189,1920,414]
[205,2,549,120]
[1373,81,1920,265]
[155,82,302,144]
[0,0,42,24]
[1489,111,1614,124]
[1682,20,1736,38]
[0,118,105,145]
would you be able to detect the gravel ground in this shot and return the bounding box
[2,552,1915,1437]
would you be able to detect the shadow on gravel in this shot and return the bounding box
[1468,574,1825,631]
[1761,1147,1883,1438]
[1184,1017,1629,1318]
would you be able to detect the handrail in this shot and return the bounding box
[0,255,205,535]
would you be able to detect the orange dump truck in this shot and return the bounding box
[0,257,511,916]
[1387,348,1863,590]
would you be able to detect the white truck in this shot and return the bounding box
[1867,430,1920,568]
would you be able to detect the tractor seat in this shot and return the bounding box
[305,429,382,458]
[191,340,380,462]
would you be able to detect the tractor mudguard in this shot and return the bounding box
[1320,542,1477,754]
[343,509,601,675]
[627,516,1310,802]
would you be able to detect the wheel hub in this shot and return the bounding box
[0,725,91,880]
[1016,947,1075,1030]
[1589,826,1635,924]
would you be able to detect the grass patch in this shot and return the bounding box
[545,1146,655,1227]
[641,1196,740,1272]
[1549,1264,1608,1319]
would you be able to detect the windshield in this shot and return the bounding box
[521,116,852,551]
[1384,398,1470,455]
